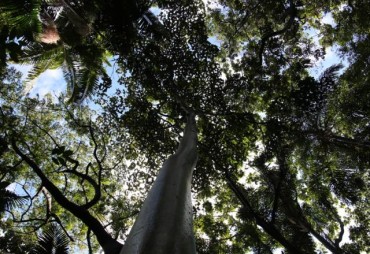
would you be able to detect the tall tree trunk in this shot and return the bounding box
[121,112,198,254]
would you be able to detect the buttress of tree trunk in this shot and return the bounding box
[121,112,198,254]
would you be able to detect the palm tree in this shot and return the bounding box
[21,40,110,103]
[0,181,28,213]
[31,223,69,254]
[0,0,42,41]
[1,0,162,103]
[0,0,42,72]
[0,0,107,103]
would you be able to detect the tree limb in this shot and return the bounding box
[222,165,303,254]
[11,138,122,254]
[258,0,298,65]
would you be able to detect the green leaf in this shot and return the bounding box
[58,158,66,166]
[63,150,74,157]
[52,146,66,155]
[128,162,136,170]
[31,223,69,254]
[52,157,60,165]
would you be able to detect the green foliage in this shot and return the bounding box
[0,182,28,213]
[0,0,42,36]
[31,223,69,254]
[0,0,369,253]
[0,229,37,254]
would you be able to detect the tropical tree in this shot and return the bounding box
[0,0,369,253]
[31,223,69,254]
[0,181,28,214]
[0,0,164,102]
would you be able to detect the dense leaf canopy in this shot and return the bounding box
[0,0,369,253]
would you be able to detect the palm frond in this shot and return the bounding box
[0,182,28,212]
[65,43,109,103]
[62,64,75,95]
[319,64,343,94]
[62,52,84,102]
[62,46,77,86]
[319,64,343,84]
[69,65,104,103]
[22,44,65,82]
[0,0,42,34]
[26,62,51,82]
[22,43,64,65]
[31,223,69,254]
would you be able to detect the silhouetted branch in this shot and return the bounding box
[335,216,345,248]
[258,0,298,65]
[11,138,122,253]
[51,212,75,242]
[215,159,303,254]
[87,227,93,254]
[61,166,100,209]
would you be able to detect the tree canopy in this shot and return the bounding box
[0,0,369,253]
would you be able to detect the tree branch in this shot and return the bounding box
[51,212,75,242]
[221,164,303,254]
[87,227,93,254]
[334,216,345,248]
[11,138,122,254]
[258,0,297,65]
[61,166,100,209]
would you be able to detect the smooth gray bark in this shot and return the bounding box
[121,113,198,254]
